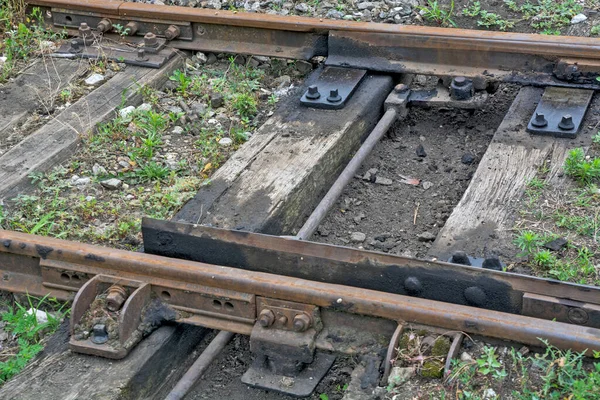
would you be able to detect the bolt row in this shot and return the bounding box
[306,85,342,103]
[532,112,575,130]
[77,20,180,40]
[258,309,312,332]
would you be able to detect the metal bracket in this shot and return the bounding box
[522,293,600,327]
[55,34,177,68]
[69,275,176,359]
[301,67,366,110]
[526,87,593,138]
[242,298,335,397]
[385,83,488,112]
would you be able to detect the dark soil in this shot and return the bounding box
[311,83,518,259]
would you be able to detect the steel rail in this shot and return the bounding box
[30,0,600,82]
[29,0,600,53]
[0,229,599,355]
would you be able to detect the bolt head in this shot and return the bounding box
[292,313,311,332]
[531,112,548,128]
[326,88,342,103]
[305,85,320,100]
[558,114,575,130]
[258,309,275,328]
[90,324,108,344]
[453,76,467,87]
[394,83,408,93]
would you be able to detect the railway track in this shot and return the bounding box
[1,1,600,398]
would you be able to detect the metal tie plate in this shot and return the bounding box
[526,87,593,138]
[301,67,366,110]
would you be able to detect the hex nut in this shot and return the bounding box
[258,309,276,328]
[292,313,312,332]
[106,285,127,312]
[164,25,181,41]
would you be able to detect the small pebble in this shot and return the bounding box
[84,73,105,86]
[119,106,136,119]
[101,178,123,190]
[219,137,233,147]
[351,232,366,243]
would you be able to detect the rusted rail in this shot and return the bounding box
[0,229,599,357]
[30,0,600,85]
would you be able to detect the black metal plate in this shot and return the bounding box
[300,67,366,110]
[526,87,593,138]
[241,351,336,397]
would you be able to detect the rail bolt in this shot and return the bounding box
[404,276,423,295]
[91,324,109,344]
[292,313,312,332]
[258,309,276,328]
[97,19,112,33]
[306,85,320,100]
[394,83,408,93]
[69,39,81,53]
[144,32,159,48]
[78,22,94,45]
[450,76,474,101]
[558,114,574,130]
[106,285,127,312]
[568,308,589,325]
[125,21,139,36]
[137,48,148,61]
[164,25,181,41]
[531,112,548,128]
[327,89,342,103]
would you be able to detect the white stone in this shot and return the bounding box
[357,2,375,10]
[84,73,105,86]
[101,178,123,190]
[422,181,433,190]
[195,52,208,63]
[483,388,497,399]
[460,352,473,361]
[137,103,152,112]
[26,308,49,324]
[351,232,366,243]
[172,126,184,134]
[40,40,57,51]
[388,366,415,387]
[119,106,136,119]
[73,177,91,186]
[0,56,7,65]
[571,13,587,24]
[295,3,309,12]
[92,164,107,176]
[219,137,233,147]
[85,196,95,202]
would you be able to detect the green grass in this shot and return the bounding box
[0,3,62,81]
[418,0,457,27]
[564,148,600,185]
[463,2,515,30]
[504,0,582,33]
[0,295,69,383]
[449,341,600,399]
